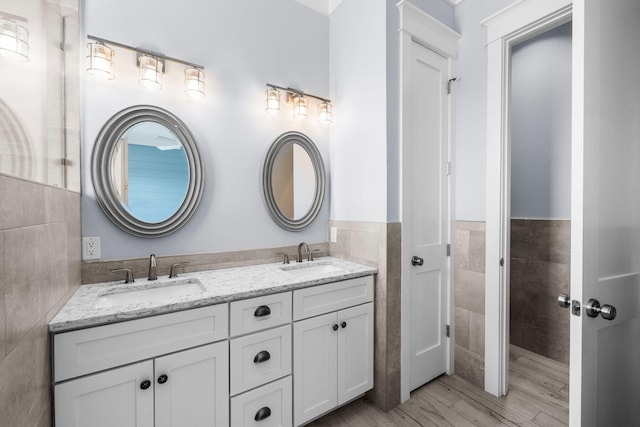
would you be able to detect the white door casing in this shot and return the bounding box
[570,0,640,425]
[482,0,573,397]
[399,0,459,402]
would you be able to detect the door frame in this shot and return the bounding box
[398,0,460,402]
[482,0,572,397]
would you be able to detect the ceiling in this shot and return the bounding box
[292,0,462,16]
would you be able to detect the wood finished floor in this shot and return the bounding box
[308,345,569,427]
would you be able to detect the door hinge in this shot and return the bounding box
[447,77,458,94]
[446,324,450,338]
[446,244,451,257]
[445,162,452,175]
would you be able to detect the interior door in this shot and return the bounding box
[406,40,450,391]
[571,0,640,425]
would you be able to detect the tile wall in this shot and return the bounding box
[510,219,570,364]
[0,176,81,427]
[328,220,401,411]
[453,221,486,388]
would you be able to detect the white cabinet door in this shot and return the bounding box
[337,303,373,404]
[293,312,338,426]
[54,360,154,427]
[155,341,229,427]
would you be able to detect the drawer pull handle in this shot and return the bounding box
[140,380,151,390]
[254,406,272,421]
[254,305,271,317]
[332,324,339,331]
[254,350,271,364]
[341,321,347,328]
[157,374,168,384]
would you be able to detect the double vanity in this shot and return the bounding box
[49,257,376,427]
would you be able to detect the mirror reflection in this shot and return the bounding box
[271,142,316,220]
[110,122,189,223]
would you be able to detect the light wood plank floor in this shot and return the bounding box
[308,345,569,427]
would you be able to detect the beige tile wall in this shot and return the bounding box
[510,219,570,364]
[0,175,81,427]
[454,221,486,388]
[328,220,401,411]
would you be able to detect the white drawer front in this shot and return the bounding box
[293,275,374,320]
[231,376,292,427]
[53,304,228,382]
[230,292,292,337]
[230,324,292,396]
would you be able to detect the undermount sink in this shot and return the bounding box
[93,278,205,309]
[280,262,345,277]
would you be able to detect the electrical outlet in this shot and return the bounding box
[82,237,101,260]
[330,227,337,243]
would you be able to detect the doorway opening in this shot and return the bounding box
[508,22,572,412]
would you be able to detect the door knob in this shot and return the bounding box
[585,298,617,321]
[558,294,571,308]
[411,256,424,266]
[157,374,168,384]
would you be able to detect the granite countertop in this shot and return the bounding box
[49,257,376,333]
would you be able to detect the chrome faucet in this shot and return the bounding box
[148,254,157,280]
[297,242,309,263]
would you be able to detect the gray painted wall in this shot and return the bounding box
[511,23,572,219]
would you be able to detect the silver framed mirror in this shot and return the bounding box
[91,105,204,238]
[262,131,325,231]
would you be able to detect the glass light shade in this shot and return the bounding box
[318,101,332,125]
[292,96,308,119]
[0,19,29,61]
[138,54,163,89]
[265,88,280,113]
[185,67,205,98]
[86,42,114,79]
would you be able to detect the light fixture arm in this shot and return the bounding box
[266,83,330,104]
[87,35,204,70]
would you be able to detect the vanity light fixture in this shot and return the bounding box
[86,35,206,97]
[265,84,332,124]
[86,41,115,79]
[0,13,29,61]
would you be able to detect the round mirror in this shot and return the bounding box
[92,105,204,238]
[262,131,325,231]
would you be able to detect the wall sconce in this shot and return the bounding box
[86,41,114,79]
[0,13,29,61]
[86,35,205,98]
[265,84,332,124]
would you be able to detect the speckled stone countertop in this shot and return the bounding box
[49,257,376,333]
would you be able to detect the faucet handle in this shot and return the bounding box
[276,253,290,264]
[111,268,134,284]
[169,262,190,278]
[308,249,321,262]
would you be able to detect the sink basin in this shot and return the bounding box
[93,278,205,309]
[280,262,345,277]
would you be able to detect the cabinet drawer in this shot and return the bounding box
[230,292,292,337]
[293,276,374,321]
[53,304,228,382]
[231,376,292,427]
[230,324,291,396]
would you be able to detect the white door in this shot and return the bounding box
[54,360,154,427]
[293,312,338,426]
[571,0,640,425]
[155,342,229,427]
[405,40,451,391]
[337,302,374,404]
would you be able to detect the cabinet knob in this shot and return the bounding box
[254,406,272,421]
[253,350,271,364]
[157,374,168,384]
[140,380,151,390]
[254,305,271,317]
[341,321,347,328]
[332,324,339,331]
